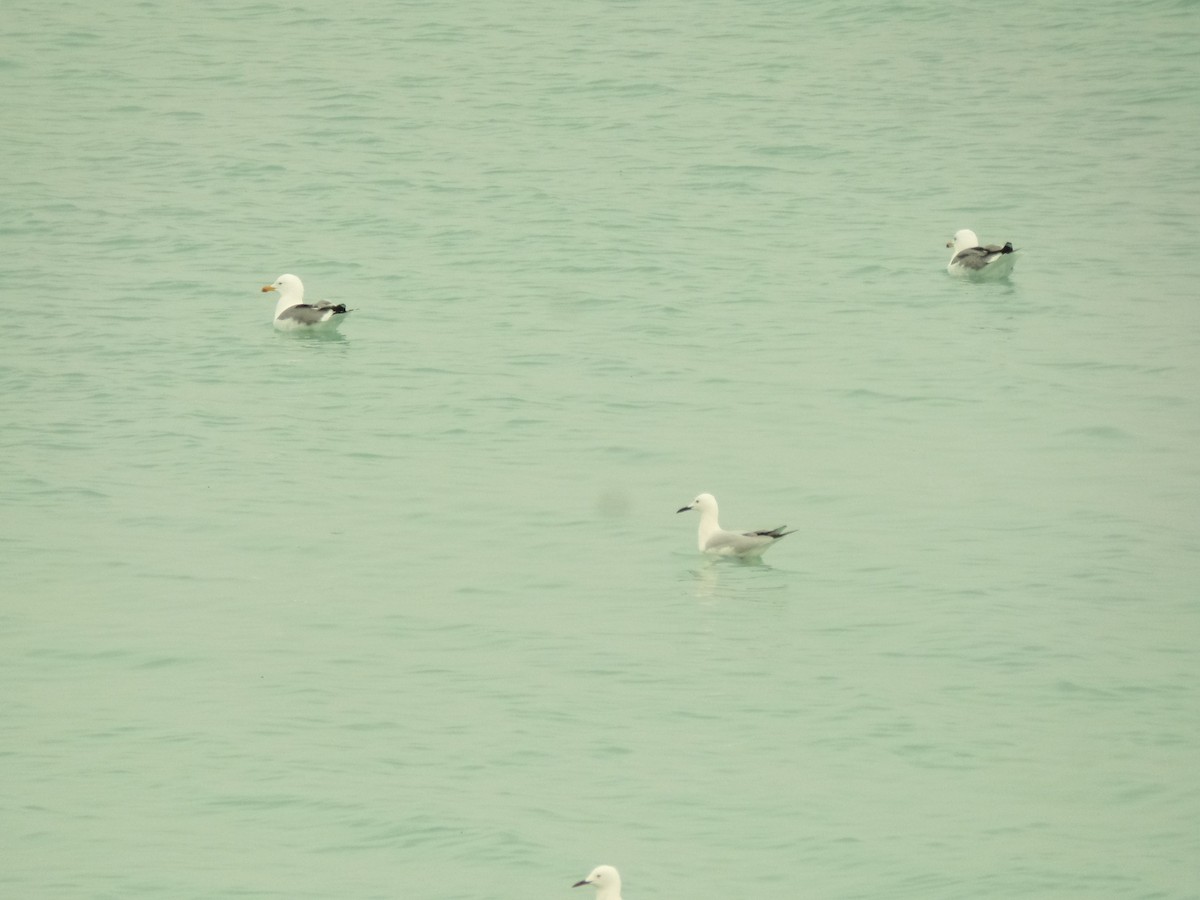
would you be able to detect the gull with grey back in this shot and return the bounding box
[260,274,351,331]
[676,492,794,558]
[946,228,1017,279]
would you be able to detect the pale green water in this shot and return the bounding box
[3,1,1199,898]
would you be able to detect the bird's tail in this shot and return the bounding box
[754,526,795,539]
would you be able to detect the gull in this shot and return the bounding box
[573,865,622,900]
[946,228,1017,279]
[676,492,794,558]
[260,274,350,330]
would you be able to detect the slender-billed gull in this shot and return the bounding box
[946,229,1017,279]
[261,274,350,330]
[676,492,794,558]
[573,865,622,900]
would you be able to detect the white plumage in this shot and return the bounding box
[260,274,350,330]
[573,866,623,900]
[676,492,794,558]
[946,229,1017,279]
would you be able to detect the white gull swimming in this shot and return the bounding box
[946,229,1017,279]
[573,865,622,900]
[676,492,794,558]
[260,274,350,330]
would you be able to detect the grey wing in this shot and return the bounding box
[750,526,794,539]
[704,529,773,554]
[310,300,349,312]
[951,247,995,270]
[277,304,336,325]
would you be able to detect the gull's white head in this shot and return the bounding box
[677,492,718,516]
[261,273,305,304]
[573,866,622,899]
[947,229,979,252]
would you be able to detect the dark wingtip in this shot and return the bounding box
[1002,242,1015,253]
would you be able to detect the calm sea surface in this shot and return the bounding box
[3,1,1199,898]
